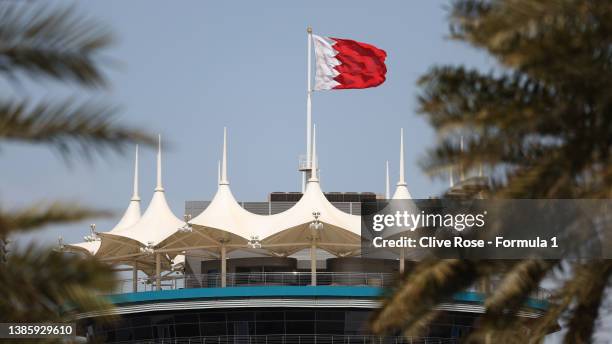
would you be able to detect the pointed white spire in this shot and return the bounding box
[392,128,412,200]
[131,145,140,201]
[308,124,318,183]
[385,161,390,199]
[220,127,229,185]
[397,128,406,186]
[217,160,221,185]
[155,135,164,192]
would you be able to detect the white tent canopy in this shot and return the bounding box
[96,137,183,272]
[157,127,361,257]
[157,128,254,255]
[64,126,416,286]
[64,146,142,256]
[259,127,360,256]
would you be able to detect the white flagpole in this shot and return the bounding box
[304,27,313,191]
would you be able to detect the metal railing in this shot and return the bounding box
[298,154,317,171]
[114,271,550,304]
[115,272,394,294]
[108,334,458,344]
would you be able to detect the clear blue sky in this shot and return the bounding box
[5,0,494,246]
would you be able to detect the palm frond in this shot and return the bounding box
[462,260,556,342]
[0,3,113,87]
[0,247,116,322]
[374,0,612,339]
[370,259,489,336]
[563,261,612,344]
[0,99,157,159]
[485,260,555,315]
[0,202,110,235]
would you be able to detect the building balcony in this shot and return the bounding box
[116,272,394,294]
[106,334,456,344]
[112,272,551,306]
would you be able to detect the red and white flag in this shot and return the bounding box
[312,35,387,90]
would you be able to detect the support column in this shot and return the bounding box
[220,244,227,288]
[310,242,317,286]
[132,263,138,293]
[399,249,405,274]
[155,253,161,291]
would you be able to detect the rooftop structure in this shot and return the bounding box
[65,125,549,343]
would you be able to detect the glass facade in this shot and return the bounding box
[86,308,477,343]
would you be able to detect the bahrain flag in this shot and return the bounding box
[312,34,387,90]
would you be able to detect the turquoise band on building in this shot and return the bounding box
[108,286,548,311]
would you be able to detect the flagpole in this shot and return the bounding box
[305,26,313,191]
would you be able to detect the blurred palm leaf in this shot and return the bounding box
[0,247,116,322]
[371,259,491,335]
[0,0,157,331]
[373,0,612,342]
[0,202,110,236]
[0,3,112,87]
[0,99,156,159]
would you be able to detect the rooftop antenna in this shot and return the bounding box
[392,128,412,199]
[398,128,406,187]
[300,26,314,191]
[220,127,229,185]
[308,124,318,182]
[306,26,313,179]
[155,135,164,192]
[132,145,140,201]
[385,161,390,199]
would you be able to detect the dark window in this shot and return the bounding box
[84,307,475,341]
[114,328,133,341]
[200,311,226,322]
[345,310,369,323]
[174,313,199,324]
[256,311,284,321]
[200,322,227,336]
[130,316,151,327]
[228,311,255,322]
[316,310,344,321]
[152,325,175,339]
[316,321,344,334]
[132,326,153,340]
[151,314,174,325]
[229,321,254,336]
[256,321,284,334]
[345,321,368,335]
[175,323,200,337]
[286,310,315,321]
[285,320,314,334]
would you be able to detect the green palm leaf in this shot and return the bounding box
[0,3,112,87]
[0,99,156,159]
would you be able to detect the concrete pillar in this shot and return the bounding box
[220,244,227,288]
[310,242,317,286]
[132,263,138,293]
[155,253,161,291]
